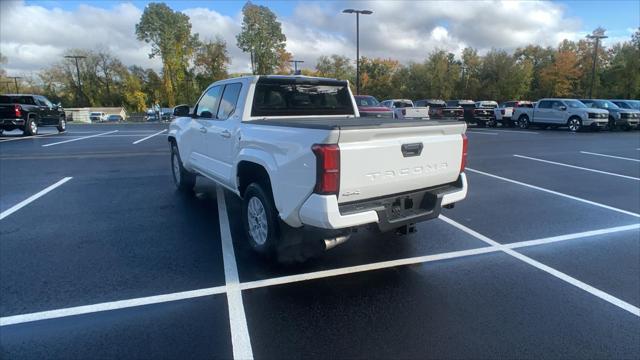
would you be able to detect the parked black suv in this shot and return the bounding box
[0,94,66,135]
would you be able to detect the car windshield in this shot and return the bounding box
[355,96,379,107]
[565,100,586,108]
[393,101,413,108]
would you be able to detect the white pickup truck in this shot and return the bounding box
[513,98,609,132]
[380,99,430,120]
[169,76,468,262]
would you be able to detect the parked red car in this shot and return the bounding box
[354,95,393,118]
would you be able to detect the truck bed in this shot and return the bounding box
[247,116,463,130]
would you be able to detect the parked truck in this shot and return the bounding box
[380,99,430,120]
[169,76,468,262]
[512,98,609,132]
[0,94,66,135]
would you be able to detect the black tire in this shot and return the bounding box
[242,182,279,255]
[487,118,497,128]
[23,117,38,136]
[170,143,196,193]
[56,116,66,133]
[567,116,582,132]
[608,116,616,131]
[518,115,530,129]
[623,124,632,131]
[476,120,487,128]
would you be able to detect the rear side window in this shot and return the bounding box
[251,77,354,117]
[196,85,222,118]
[538,101,552,109]
[217,83,242,120]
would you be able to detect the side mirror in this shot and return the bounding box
[199,110,213,119]
[559,105,567,111]
[173,104,190,117]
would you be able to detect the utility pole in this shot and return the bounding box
[288,60,304,75]
[586,28,607,98]
[64,55,87,107]
[342,9,373,95]
[7,76,22,93]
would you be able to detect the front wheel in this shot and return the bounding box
[487,118,497,128]
[567,117,582,132]
[23,117,38,136]
[57,117,66,132]
[170,143,196,193]
[242,183,279,255]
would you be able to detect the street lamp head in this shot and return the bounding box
[360,10,373,15]
[342,9,355,13]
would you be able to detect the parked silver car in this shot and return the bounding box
[580,99,640,130]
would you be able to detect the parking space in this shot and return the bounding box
[1,124,639,358]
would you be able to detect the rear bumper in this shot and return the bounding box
[1,118,25,127]
[299,173,468,230]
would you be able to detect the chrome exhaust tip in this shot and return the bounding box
[323,234,351,251]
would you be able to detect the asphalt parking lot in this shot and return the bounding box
[1,123,639,359]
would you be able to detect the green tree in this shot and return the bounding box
[514,45,555,99]
[539,49,582,97]
[236,2,287,75]
[359,57,400,99]
[460,47,482,99]
[194,37,230,89]
[479,49,532,101]
[315,54,355,81]
[136,2,200,106]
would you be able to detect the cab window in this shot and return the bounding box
[217,83,242,120]
[196,86,222,118]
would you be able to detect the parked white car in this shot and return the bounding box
[380,99,430,119]
[494,101,533,127]
[513,98,609,132]
[89,112,107,122]
[169,76,468,262]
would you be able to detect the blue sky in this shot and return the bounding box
[3,1,638,74]
[30,0,640,34]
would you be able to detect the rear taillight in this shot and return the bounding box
[14,105,21,118]
[460,134,468,173]
[312,144,340,195]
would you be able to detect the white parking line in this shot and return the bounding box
[2,221,637,327]
[216,186,254,360]
[466,131,498,135]
[0,177,72,220]
[0,286,226,326]
[580,151,640,162]
[440,215,640,317]
[0,133,59,143]
[513,154,640,181]
[133,129,167,144]
[465,168,640,218]
[42,130,118,147]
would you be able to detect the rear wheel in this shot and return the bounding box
[23,117,38,136]
[56,116,66,132]
[242,182,279,255]
[608,116,617,131]
[170,143,196,193]
[476,120,487,128]
[518,115,530,129]
[567,117,582,132]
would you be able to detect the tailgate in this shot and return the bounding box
[0,105,16,118]
[403,107,430,119]
[337,123,465,203]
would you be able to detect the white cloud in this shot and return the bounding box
[0,0,633,78]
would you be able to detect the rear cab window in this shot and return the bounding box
[1,95,36,105]
[250,77,354,117]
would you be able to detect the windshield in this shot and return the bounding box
[565,100,586,108]
[354,96,380,107]
[251,77,354,117]
[592,100,619,109]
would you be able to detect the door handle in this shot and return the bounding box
[220,130,231,138]
[199,127,207,133]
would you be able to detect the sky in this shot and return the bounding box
[1,0,638,76]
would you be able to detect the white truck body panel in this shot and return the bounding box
[170,75,467,230]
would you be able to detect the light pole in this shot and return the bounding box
[7,76,22,93]
[342,8,373,95]
[586,28,607,98]
[64,55,87,107]
[289,60,304,75]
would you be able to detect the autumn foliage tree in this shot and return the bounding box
[539,49,582,97]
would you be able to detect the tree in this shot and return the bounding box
[236,2,287,75]
[359,57,400,99]
[459,47,482,99]
[274,48,293,75]
[194,37,230,89]
[315,54,355,81]
[601,41,640,98]
[539,49,582,97]
[136,2,200,106]
[514,45,555,99]
[479,49,532,101]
